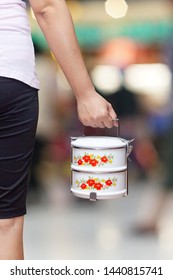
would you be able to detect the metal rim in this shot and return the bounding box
[71,145,126,150]
[71,168,127,174]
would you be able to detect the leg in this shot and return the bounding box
[0,216,24,260]
[0,77,39,259]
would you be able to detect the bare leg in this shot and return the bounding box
[0,216,24,260]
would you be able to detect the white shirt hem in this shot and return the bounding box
[0,68,40,89]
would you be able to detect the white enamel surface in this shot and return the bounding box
[71,189,127,200]
[71,136,127,149]
[71,170,127,200]
[72,147,127,170]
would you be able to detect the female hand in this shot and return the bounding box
[76,90,118,128]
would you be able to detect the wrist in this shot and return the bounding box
[73,83,95,100]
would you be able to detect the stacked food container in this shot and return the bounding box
[71,134,133,201]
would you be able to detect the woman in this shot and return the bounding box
[0,0,117,259]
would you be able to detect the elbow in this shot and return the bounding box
[33,5,57,25]
[34,6,52,18]
[32,0,61,16]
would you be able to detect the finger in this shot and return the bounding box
[107,103,118,127]
[92,120,105,128]
[97,122,105,129]
[102,115,114,129]
[80,118,97,128]
[89,122,98,128]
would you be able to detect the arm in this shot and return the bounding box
[28,0,117,128]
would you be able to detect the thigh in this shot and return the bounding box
[0,77,39,219]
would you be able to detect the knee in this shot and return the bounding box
[0,216,24,234]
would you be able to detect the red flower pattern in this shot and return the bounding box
[94,183,103,190]
[77,159,83,165]
[77,176,117,191]
[81,183,87,189]
[89,159,99,166]
[105,180,112,186]
[101,156,108,163]
[87,179,95,186]
[75,153,113,167]
[83,155,90,163]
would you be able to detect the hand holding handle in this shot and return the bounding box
[83,119,120,137]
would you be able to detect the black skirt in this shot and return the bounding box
[0,77,38,219]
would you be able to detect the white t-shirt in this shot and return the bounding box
[0,0,39,89]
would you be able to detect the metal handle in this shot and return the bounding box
[116,118,120,137]
[83,119,120,138]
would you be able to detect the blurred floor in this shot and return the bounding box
[24,174,173,260]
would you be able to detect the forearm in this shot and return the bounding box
[29,0,94,98]
[29,0,117,128]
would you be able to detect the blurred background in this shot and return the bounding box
[24,0,173,259]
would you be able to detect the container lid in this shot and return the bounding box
[71,136,127,149]
[71,164,127,173]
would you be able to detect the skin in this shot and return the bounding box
[0,0,118,260]
[0,216,24,260]
[29,0,118,128]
